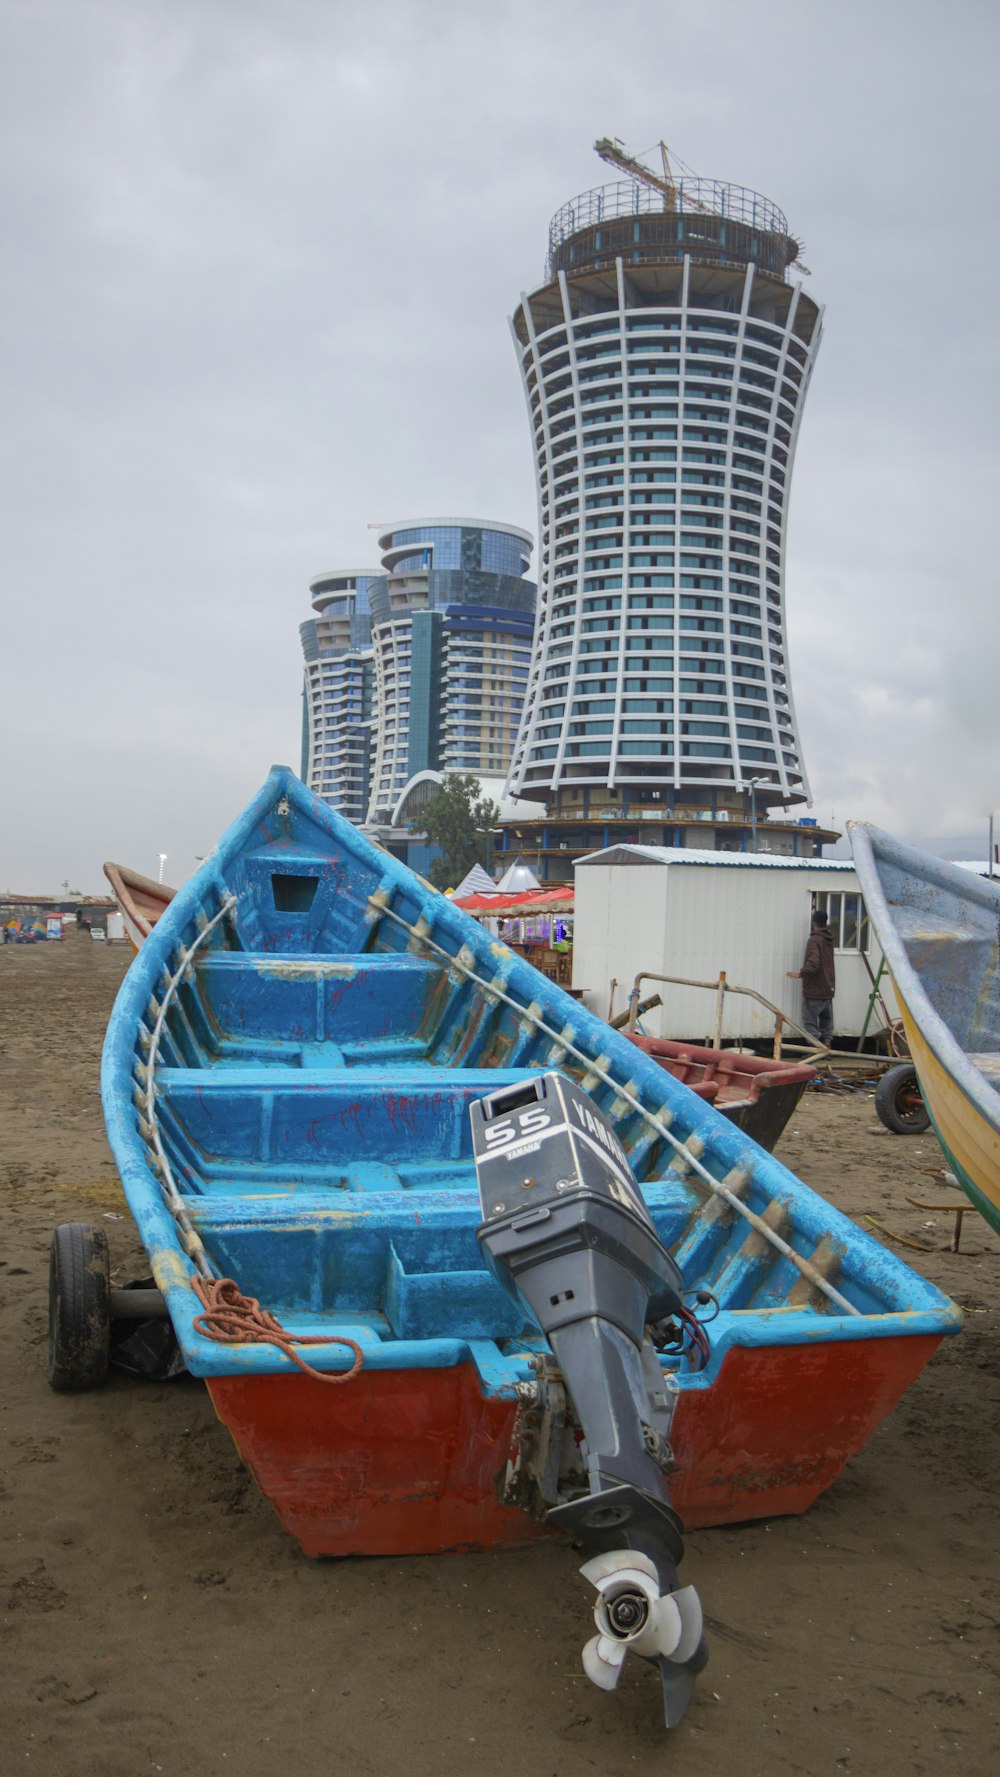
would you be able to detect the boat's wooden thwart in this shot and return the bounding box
[103,861,177,952]
[850,823,1000,1237]
[100,768,960,1559]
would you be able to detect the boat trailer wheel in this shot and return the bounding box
[874,1064,931,1136]
[48,1223,111,1393]
[47,1226,178,1390]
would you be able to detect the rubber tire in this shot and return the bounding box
[874,1063,931,1136]
[48,1223,111,1392]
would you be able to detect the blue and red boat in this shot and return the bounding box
[43,764,962,1723]
[85,766,961,1565]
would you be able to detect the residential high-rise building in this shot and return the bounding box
[299,570,378,823]
[502,145,831,872]
[367,518,536,824]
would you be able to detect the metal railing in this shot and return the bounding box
[623,967,898,1072]
[626,968,829,1059]
[548,179,789,257]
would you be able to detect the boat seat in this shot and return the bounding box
[900,920,997,1035]
[156,1063,539,1090]
[183,1181,482,1218]
[901,939,1000,1053]
[179,1172,696,1337]
[193,953,441,1058]
[201,1160,477,1197]
[153,1065,544,1169]
[182,1185,528,1338]
[967,1052,1000,1090]
[196,951,436,979]
[184,1155,478,1195]
[204,1036,434,1070]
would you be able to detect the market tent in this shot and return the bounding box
[496,856,541,893]
[451,862,499,899]
[453,888,574,916]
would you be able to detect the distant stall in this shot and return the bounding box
[452,887,575,986]
[1,894,116,938]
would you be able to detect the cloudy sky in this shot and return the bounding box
[2,0,997,891]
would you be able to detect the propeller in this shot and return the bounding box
[580,1549,705,1726]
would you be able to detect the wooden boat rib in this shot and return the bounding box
[103,861,177,952]
[101,768,959,1563]
[850,823,1000,1236]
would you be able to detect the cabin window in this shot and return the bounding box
[272,873,319,912]
[811,890,870,952]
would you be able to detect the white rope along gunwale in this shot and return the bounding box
[139,893,238,1280]
[366,889,861,1319]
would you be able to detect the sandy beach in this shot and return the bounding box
[1,932,998,1777]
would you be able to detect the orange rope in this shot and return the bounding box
[191,1275,364,1385]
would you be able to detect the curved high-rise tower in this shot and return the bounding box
[505,154,823,840]
[300,570,378,822]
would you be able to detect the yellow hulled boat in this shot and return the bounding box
[850,823,1000,1237]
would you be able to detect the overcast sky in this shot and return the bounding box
[2,0,997,892]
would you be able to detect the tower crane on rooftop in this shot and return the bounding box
[594,136,705,214]
[593,135,810,273]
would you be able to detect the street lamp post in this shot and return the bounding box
[747,778,777,853]
[476,825,502,877]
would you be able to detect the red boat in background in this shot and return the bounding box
[625,1034,817,1152]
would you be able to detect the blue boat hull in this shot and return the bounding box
[101,768,960,1554]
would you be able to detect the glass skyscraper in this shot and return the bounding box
[367,518,536,824]
[299,571,378,823]
[505,163,823,833]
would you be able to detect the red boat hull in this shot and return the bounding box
[207,1328,942,1556]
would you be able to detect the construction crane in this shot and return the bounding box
[594,135,810,274]
[594,136,684,211]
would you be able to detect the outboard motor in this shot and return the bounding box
[471,1072,707,1728]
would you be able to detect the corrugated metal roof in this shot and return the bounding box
[577,844,855,871]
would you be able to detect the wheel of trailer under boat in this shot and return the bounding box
[47,1223,111,1392]
[874,1064,931,1135]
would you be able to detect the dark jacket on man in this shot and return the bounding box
[801,926,836,1000]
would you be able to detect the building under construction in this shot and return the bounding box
[498,138,833,880]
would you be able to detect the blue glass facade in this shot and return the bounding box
[367,520,536,823]
[380,524,531,582]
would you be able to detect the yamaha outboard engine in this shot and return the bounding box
[471,1072,707,1728]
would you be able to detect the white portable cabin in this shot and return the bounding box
[572,845,897,1044]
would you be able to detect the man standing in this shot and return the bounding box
[787,909,836,1048]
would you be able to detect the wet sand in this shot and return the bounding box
[1,934,998,1776]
